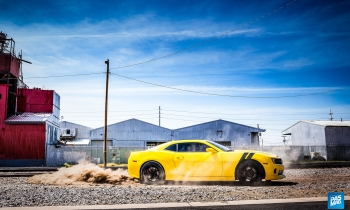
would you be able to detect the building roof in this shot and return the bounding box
[303,120,350,126]
[282,120,350,133]
[5,112,52,124]
[91,118,171,131]
[174,119,266,132]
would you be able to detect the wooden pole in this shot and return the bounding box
[103,59,110,168]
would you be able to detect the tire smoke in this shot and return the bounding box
[27,161,139,185]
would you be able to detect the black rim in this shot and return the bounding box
[143,166,161,182]
[241,166,258,181]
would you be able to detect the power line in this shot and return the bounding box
[62,109,158,113]
[25,72,104,79]
[63,116,159,122]
[60,108,350,116]
[62,113,158,117]
[161,116,293,125]
[110,72,343,98]
[161,112,315,121]
[163,109,350,116]
[108,0,297,71]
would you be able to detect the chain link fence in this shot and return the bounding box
[46,145,350,166]
[46,145,146,167]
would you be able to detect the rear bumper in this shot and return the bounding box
[127,159,141,179]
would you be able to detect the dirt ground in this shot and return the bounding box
[1,167,350,207]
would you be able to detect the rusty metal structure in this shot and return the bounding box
[0,32,60,166]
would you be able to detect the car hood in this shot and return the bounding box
[233,150,280,158]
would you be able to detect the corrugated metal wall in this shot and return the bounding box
[0,85,9,128]
[325,126,350,145]
[89,119,264,147]
[46,122,60,145]
[90,119,172,147]
[284,122,326,146]
[0,124,46,160]
[173,120,263,146]
[53,91,60,125]
[0,54,20,78]
[17,89,54,113]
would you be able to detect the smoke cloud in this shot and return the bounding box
[28,161,138,185]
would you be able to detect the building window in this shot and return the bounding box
[217,130,223,137]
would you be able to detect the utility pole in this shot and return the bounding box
[103,59,110,169]
[329,109,333,121]
[282,136,287,150]
[159,106,161,126]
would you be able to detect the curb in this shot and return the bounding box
[0,167,58,172]
[286,162,350,169]
[2,196,350,210]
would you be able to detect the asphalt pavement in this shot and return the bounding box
[2,197,350,210]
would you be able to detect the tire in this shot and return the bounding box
[237,160,264,185]
[140,161,165,185]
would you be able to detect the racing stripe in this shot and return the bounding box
[239,152,248,163]
[246,152,255,159]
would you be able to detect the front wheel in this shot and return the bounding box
[140,161,165,185]
[237,160,264,185]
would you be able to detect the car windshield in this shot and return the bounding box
[207,141,233,152]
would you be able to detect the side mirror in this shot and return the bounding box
[206,148,217,153]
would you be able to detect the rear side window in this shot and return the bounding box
[164,144,177,152]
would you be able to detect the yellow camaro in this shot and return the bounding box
[128,140,285,185]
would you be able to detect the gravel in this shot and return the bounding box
[1,168,350,208]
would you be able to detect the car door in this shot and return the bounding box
[174,142,222,177]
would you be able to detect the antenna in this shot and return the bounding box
[282,135,287,149]
[329,109,333,121]
[159,106,161,126]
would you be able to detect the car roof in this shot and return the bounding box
[151,140,214,151]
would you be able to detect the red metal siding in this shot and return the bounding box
[0,85,9,128]
[17,89,54,113]
[0,54,20,78]
[0,124,46,159]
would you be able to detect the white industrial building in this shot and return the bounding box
[282,120,350,160]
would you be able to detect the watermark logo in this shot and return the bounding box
[328,192,344,209]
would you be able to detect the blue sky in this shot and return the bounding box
[1,0,349,145]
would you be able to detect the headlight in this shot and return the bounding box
[271,158,283,164]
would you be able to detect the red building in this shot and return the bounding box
[0,32,60,166]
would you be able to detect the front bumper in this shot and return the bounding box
[264,164,285,181]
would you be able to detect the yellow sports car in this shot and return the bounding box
[128,140,285,185]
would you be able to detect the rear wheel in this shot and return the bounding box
[237,160,264,185]
[140,161,165,185]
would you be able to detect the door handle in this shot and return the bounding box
[176,156,184,159]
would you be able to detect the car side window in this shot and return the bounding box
[164,144,177,152]
[177,143,210,152]
[195,143,210,152]
[177,143,190,152]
